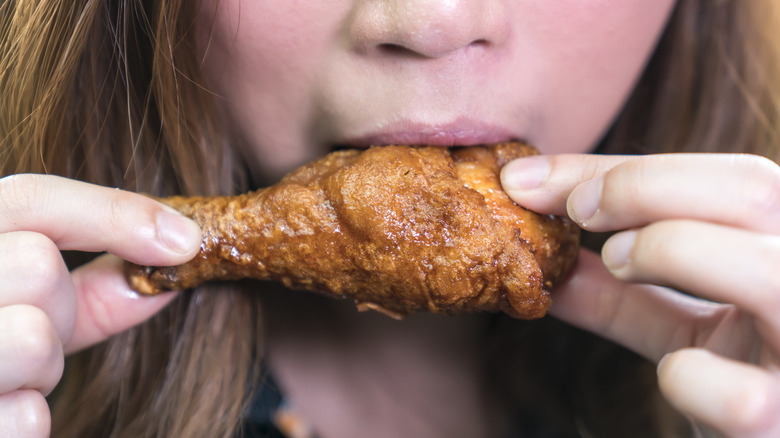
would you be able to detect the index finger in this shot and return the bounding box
[0,174,201,265]
[501,153,780,235]
[500,154,633,215]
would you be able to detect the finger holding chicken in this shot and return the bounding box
[125,143,579,319]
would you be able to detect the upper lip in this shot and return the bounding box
[337,117,520,147]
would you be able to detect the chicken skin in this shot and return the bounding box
[125,143,580,319]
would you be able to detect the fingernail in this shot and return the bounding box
[155,208,202,254]
[601,230,637,272]
[567,176,603,224]
[501,156,551,191]
[657,353,671,377]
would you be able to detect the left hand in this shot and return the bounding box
[501,152,780,437]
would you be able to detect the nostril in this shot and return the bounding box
[376,43,434,59]
[349,1,510,59]
[377,38,489,58]
[377,43,411,55]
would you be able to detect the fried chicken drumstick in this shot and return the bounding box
[125,143,579,319]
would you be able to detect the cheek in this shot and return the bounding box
[201,0,324,109]
[201,0,334,77]
[521,0,676,154]
[197,0,349,176]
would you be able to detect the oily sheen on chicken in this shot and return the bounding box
[125,143,580,319]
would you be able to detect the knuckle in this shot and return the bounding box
[107,191,126,223]
[739,155,780,220]
[101,189,146,237]
[11,307,61,370]
[755,237,780,304]
[12,233,65,301]
[577,156,610,183]
[6,390,51,438]
[0,174,43,226]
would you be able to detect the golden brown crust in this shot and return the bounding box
[125,143,580,319]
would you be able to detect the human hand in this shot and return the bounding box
[0,174,201,437]
[502,153,780,437]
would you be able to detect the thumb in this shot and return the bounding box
[65,254,178,354]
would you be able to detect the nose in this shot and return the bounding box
[349,0,509,58]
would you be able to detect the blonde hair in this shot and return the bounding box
[1,0,779,437]
[606,0,780,158]
[3,2,261,437]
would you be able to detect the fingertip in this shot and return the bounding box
[655,348,689,385]
[601,230,637,274]
[155,207,202,257]
[0,305,64,395]
[104,192,201,266]
[0,390,51,438]
[500,155,550,193]
[566,176,603,228]
[658,348,780,437]
[500,156,570,215]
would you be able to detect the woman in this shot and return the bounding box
[1,0,779,436]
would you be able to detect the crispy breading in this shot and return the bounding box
[125,143,579,319]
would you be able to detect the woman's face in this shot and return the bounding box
[199,0,676,181]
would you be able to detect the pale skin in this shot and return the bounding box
[2,0,780,437]
[503,153,780,437]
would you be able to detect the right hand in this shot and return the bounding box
[0,174,201,437]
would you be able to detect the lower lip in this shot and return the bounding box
[343,122,518,147]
